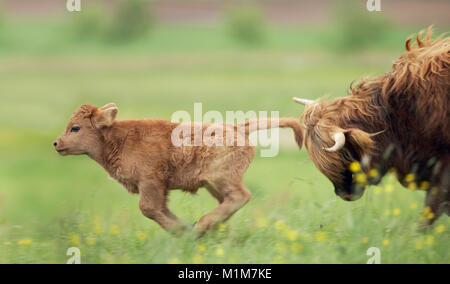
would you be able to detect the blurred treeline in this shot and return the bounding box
[71,0,393,47]
[0,0,446,55]
[72,0,153,42]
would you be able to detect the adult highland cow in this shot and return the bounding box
[294,28,449,227]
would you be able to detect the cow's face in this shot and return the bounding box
[54,103,118,157]
[296,98,374,201]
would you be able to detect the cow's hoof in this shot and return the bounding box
[417,222,432,233]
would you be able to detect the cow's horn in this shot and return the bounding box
[324,132,346,152]
[293,97,313,105]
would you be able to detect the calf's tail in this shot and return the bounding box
[237,118,303,149]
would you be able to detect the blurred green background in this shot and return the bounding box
[0,0,449,264]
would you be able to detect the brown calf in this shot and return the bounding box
[54,103,302,236]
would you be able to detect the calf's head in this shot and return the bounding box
[294,97,374,201]
[54,103,118,157]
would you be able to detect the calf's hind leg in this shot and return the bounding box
[194,181,251,236]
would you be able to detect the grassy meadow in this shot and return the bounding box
[0,14,448,264]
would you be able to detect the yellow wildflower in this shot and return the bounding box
[425,235,435,246]
[197,245,206,252]
[285,230,299,241]
[435,225,446,234]
[392,208,401,216]
[109,225,120,235]
[382,239,390,247]
[136,231,147,241]
[192,254,205,264]
[93,224,102,235]
[410,203,418,210]
[420,181,430,190]
[168,258,182,264]
[368,169,379,178]
[274,220,287,231]
[415,240,424,250]
[362,237,369,244]
[388,167,397,173]
[420,207,435,220]
[256,217,268,228]
[407,182,417,191]
[349,162,361,173]
[92,216,102,235]
[17,239,33,246]
[355,173,367,184]
[86,236,97,246]
[70,234,81,246]
[315,232,327,243]
[3,241,12,246]
[216,248,225,257]
[217,223,227,231]
[405,173,415,183]
[385,184,394,193]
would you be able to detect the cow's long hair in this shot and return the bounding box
[301,27,449,198]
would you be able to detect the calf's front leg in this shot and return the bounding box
[139,180,192,236]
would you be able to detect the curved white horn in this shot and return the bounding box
[324,132,346,152]
[293,97,313,105]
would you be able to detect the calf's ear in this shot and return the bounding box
[93,105,118,128]
[99,103,117,110]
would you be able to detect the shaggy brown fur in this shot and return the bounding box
[299,27,449,226]
[54,103,303,236]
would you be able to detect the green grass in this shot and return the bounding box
[0,21,448,264]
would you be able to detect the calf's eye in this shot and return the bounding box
[71,126,80,133]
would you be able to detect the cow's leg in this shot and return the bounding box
[442,168,450,216]
[420,186,445,229]
[194,182,251,236]
[421,165,450,226]
[139,180,191,236]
